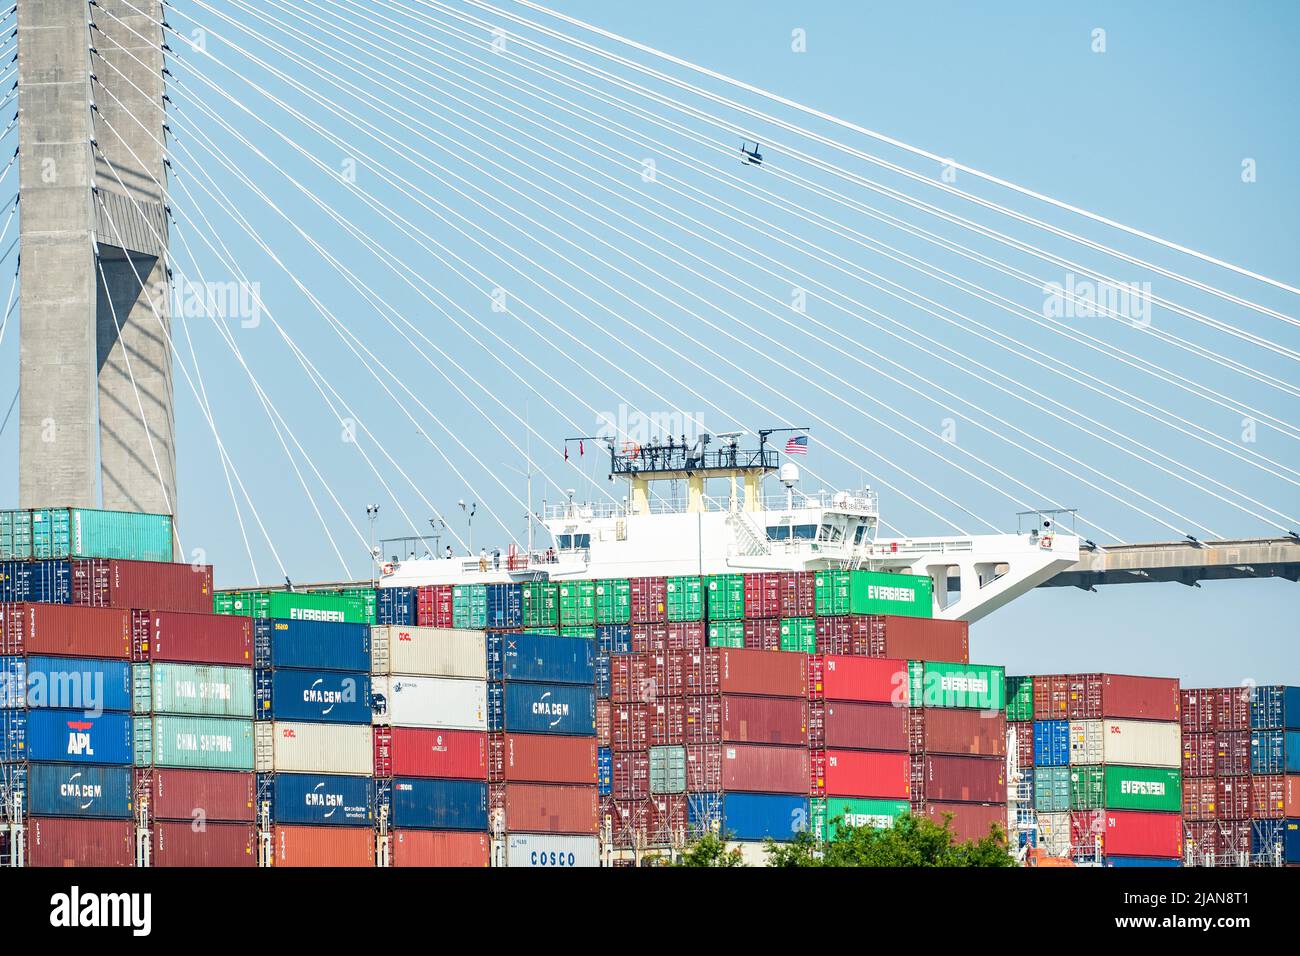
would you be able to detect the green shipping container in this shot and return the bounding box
[0,507,174,561]
[216,590,372,625]
[133,715,255,770]
[779,617,816,654]
[1104,765,1182,813]
[1006,675,1034,721]
[594,579,631,625]
[707,622,745,648]
[558,581,596,627]
[1034,765,1071,812]
[848,570,933,618]
[522,581,559,629]
[133,663,254,718]
[704,574,744,622]
[452,584,487,629]
[559,626,597,641]
[818,797,911,842]
[329,586,378,622]
[1070,765,1105,810]
[910,660,1005,710]
[649,745,687,794]
[814,570,851,616]
[666,576,703,622]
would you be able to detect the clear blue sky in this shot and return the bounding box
[0,1,1295,684]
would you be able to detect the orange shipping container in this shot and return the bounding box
[1288,776,1300,818]
[503,783,598,835]
[274,825,374,867]
[391,830,490,867]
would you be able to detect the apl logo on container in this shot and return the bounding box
[65,720,95,757]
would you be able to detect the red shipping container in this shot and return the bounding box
[612,702,649,751]
[680,647,807,698]
[810,654,907,704]
[1071,808,1105,850]
[28,817,134,867]
[649,697,687,746]
[71,559,214,614]
[779,571,816,617]
[630,577,667,624]
[909,708,1006,757]
[1098,674,1180,721]
[503,783,598,834]
[1182,777,1217,822]
[1215,777,1251,820]
[1182,732,1216,778]
[391,830,489,867]
[1010,721,1034,769]
[820,701,909,751]
[152,821,256,867]
[1214,687,1251,731]
[814,616,859,656]
[1214,730,1251,777]
[1180,688,1215,733]
[134,610,253,666]
[860,615,969,664]
[1102,810,1182,858]
[274,825,374,867]
[818,748,910,799]
[647,651,684,698]
[1217,820,1252,859]
[490,733,595,784]
[596,699,611,748]
[687,742,808,794]
[0,603,131,658]
[1184,821,1217,859]
[611,654,650,703]
[609,798,649,849]
[914,801,1004,843]
[683,695,722,744]
[141,768,256,822]
[742,618,780,652]
[1288,776,1300,818]
[632,622,668,654]
[743,572,782,620]
[667,622,706,651]
[612,751,650,798]
[1250,775,1285,819]
[415,584,454,629]
[720,695,808,746]
[377,727,487,780]
[647,793,688,845]
[1033,675,1069,719]
[917,754,1005,803]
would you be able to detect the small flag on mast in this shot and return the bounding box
[563,443,569,462]
[784,434,809,456]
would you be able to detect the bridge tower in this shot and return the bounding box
[17,0,175,517]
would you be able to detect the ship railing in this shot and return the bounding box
[541,488,878,520]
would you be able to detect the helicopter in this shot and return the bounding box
[740,140,764,166]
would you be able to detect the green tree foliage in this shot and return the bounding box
[673,831,748,867]
[763,813,1015,867]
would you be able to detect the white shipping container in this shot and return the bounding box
[1091,719,1180,767]
[254,721,372,776]
[1037,811,1072,857]
[371,675,487,730]
[370,626,487,679]
[504,833,599,868]
[1068,719,1103,765]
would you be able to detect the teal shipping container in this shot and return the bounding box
[132,663,255,718]
[0,508,174,561]
[133,715,255,770]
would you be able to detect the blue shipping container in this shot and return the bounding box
[0,559,72,604]
[713,793,809,842]
[255,669,372,724]
[254,619,372,672]
[376,587,417,627]
[1,708,28,760]
[1,655,132,712]
[597,746,612,796]
[488,681,595,736]
[25,762,134,818]
[1250,685,1300,731]
[1033,720,1069,767]
[1290,731,1300,774]
[263,772,374,827]
[10,709,133,765]
[1104,856,1182,868]
[381,777,488,830]
[1287,820,1300,864]
[596,624,632,656]
[486,584,523,630]
[486,632,595,685]
[1251,730,1285,775]
[595,654,610,700]
[1251,819,1285,860]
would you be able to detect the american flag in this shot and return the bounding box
[784,434,809,456]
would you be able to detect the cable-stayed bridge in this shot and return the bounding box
[2,1,1297,622]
